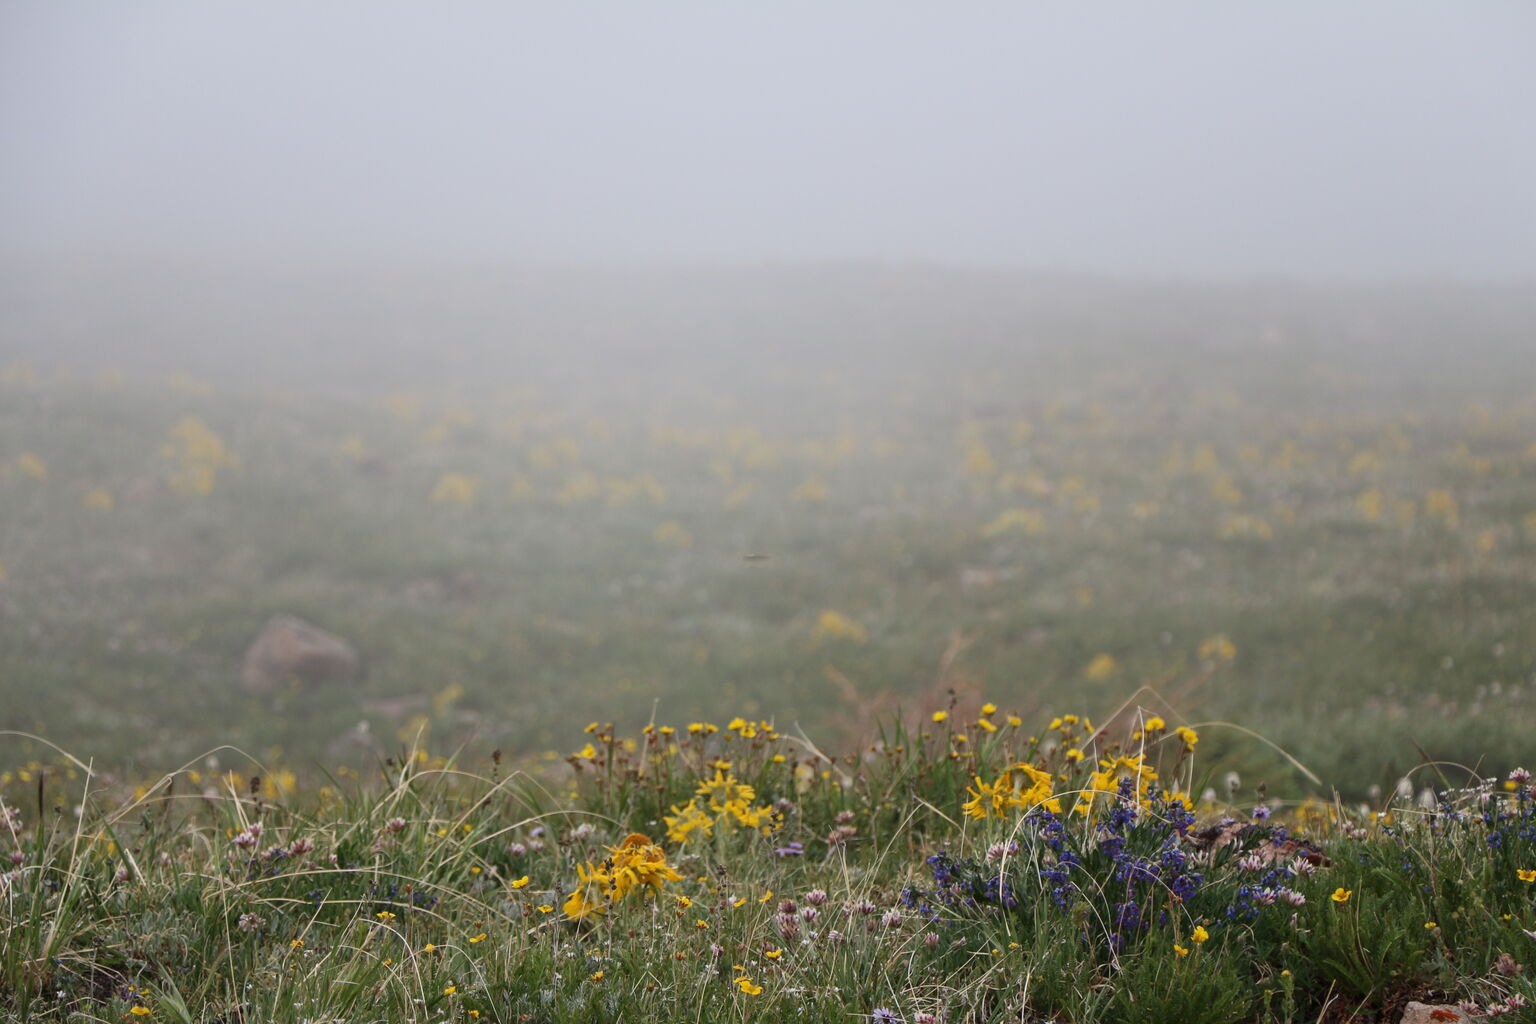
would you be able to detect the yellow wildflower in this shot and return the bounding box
[962,776,1005,819]
[82,487,115,511]
[662,800,713,845]
[563,833,682,919]
[430,472,480,505]
[1198,633,1237,663]
[811,609,867,643]
[1331,888,1352,903]
[18,452,48,481]
[1083,654,1118,681]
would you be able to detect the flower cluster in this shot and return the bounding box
[563,832,683,919]
[1075,754,1160,817]
[664,769,781,844]
[962,762,1058,819]
[916,774,1223,958]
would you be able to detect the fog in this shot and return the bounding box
[4,4,1536,783]
[4,2,1535,278]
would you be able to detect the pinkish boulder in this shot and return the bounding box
[241,615,358,692]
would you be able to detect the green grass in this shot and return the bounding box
[3,708,1535,1023]
[3,275,1536,1018]
[2,316,1534,796]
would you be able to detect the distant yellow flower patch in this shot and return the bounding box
[163,417,238,496]
[430,472,481,505]
[1219,514,1274,541]
[652,520,693,548]
[1197,633,1236,663]
[980,506,1048,538]
[789,475,827,502]
[1424,488,1459,527]
[1082,653,1118,681]
[811,609,867,644]
[18,451,48,481]
[1355,487,1384,521]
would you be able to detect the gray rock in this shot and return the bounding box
[241,615,358,692]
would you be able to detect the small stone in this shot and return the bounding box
[1399,1002,1475,1023]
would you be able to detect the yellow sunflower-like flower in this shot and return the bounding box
[1073,754,1158,816]
[563,833,682,919]
[663,799,714,845]
[961,763,1055,819]
[696,770,755,811]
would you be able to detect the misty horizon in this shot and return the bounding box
[4,2,1535,280]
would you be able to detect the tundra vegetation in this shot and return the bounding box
[1,271,1535,1020]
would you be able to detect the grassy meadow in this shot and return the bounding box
[2,268,1536,1020]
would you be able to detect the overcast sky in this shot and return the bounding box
[2,2,1534,278]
